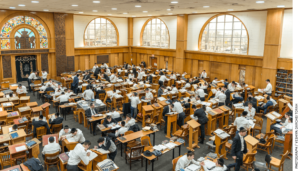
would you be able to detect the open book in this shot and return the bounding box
[87,150,98,161]
[66,136,76,142]
[96,148,110,154]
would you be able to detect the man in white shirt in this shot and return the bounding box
[243,103,255,119]
[171,84,178,94]
[106,68,111,74]
[213,87,222,99]
[173,100,185,127]
[42,71,48,83]
[67,140,91,171]
[271,112,291,134]
[170,73,177,80]
[159,74,167,87]
[65,128,86,143]
[215,91,226,106]
[128,72,134,79]
[59,125,71,141]
[125,114,136,128]
[145,88,153,101]
[55,92,70,103]
[182,72,187,80]
[129,92,141,118]
[137,70,143,80]
[234,111,251,134]
[195,87,205,101]
[212,77,219,85]
[263,79,272,96]
[110,73,117,83]
[28,71,37,92]
[103,63,108,69]
[83,87,94,101]
[281,117,293,133]
[92,63,98,73]
[16,84,27,94]
[39,83,47,91]
[65,89,74,97]
[109,121,128,139]
[42,136,61,160]
[200,70,207,79]
[201,158,227,171]
[228,81,236,92]
[55,84,63,94]
[175,151,200,171]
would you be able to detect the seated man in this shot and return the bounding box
[257,96,273,114]
[64,128,85,143]
[243,103,255,120]
[196,87,205,101]
[111,109,122,122]
[49,113,63,128]
[232,92,243,104]
[95,86,106,99]
[171,84,178,94]
[42,136,61,160]
[143,88,153,104]
[95,137,117,161]
[33,115,50,137]
[16,84,27,94]
[108,121,128,140]
[10,124,18,132]
[271,113,292,134]
[59,125,71,142]
[67,140,91,171]
[82,87,95,101]
[201,158,227,171]
[103,115,117,128]
[163,103,173,134]
[157,86,165,97]
[233,111,251,134]
[124,114,135,128]
[175,151,200,171]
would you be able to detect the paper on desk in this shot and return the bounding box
[87,150,98,161]
[203,160,216,170]
[274,124,282,128]
[66,137,76,142]
[9,127,12,132]
[185,164,200,171]
[15,145,26,152]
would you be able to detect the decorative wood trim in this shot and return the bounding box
[67,56,74,71]
[1,49,49,54]
[41,53,49,72]
[74,46,129,55]
[83,17,119,47]
[185,50,262,59]
[198,13,250,55]
[54,13,67,76]
[2,55,12,78]
[139,17,170,48]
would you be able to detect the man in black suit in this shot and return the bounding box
[33,115,50,137]
[158,86,165,97]
[132,66,137,78]
[243,93,257,109]
[227,127,248,171]
[192,105,208,144]
[49,113,63,128]
[162,104,173,134]
[142,61,146,68]
[94,67,101,79]
[86,103,99,135]
[222,86,231,107]
[95,86,106,99]
[101,73,110,82]
[83,72,91,81]
[146,74,153,84]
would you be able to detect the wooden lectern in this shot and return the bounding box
[218,106,230,128]
[278,99,288,114]
[186,120,200,151]
[244,135,259,154]
[282,131,293,159]
[165,112,179,138]
[142,105,154,127]
[152,103,163,125]
[265,112,280,133]
[214,130,229,159]
[41,102,51,120]
[207,110,218,135]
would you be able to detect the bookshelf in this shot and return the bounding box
[275,69,293,98]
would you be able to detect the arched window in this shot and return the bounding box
[15,28,36,49]
[84,18,118,47]
[141,18,169,48]
[199,14,249,54]
[0,15,48,49]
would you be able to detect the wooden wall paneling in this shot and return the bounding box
[245,66,255,86]
[85,56,89,70]
[124,53,130,64]
[230,64,239,82]
[203,61,210,78]
[277,58,292,70]
[131,52,137,65]
[50,53,57,79]
[67,56,75,72]
[2,55,12,78]
[41,53,49,72]
[65,14,75,57]
[168,57,173,71]
[210,62,230,81]
[158,56,164,69]
[36,54,42,73]
[137,53,141,65]
[118,53,124,66]
[115,54,119,66]
[198,61,203,76]
[255,67,262,89]
[261,68,277,91]
[79,56,85,71]
[192,59,198,77]
[54,13,67,76]
[263,45,281,69]
[184,58,192,75]
[175,14,188,73]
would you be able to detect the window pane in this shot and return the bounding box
[225,15,233,22]
[217,15,225,22]
[209,23,216,30]
[233,30,241,37]
[233,22,242,29]
[217,23,224,30]
[216,30,223,37]
[224,30,232,37]
[233,38,240,45]
[225,23,232,29]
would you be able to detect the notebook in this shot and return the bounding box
[15,145,26,152]
[10,132,19,139]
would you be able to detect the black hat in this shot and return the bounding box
[192,105,196,109]
[217,158,224,166]
[143,150,153,157]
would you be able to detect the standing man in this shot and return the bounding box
[71,74,79,94]
[227,127,248,171]
[42,70,48,83]
[173,100,185,127]
[94,66,101,79]
[263,79,273,96]
[192,105,208,144]
[132,65,137,78]
[200,70,207,79]
[222,86,231,107]
[162,103,173,134]
[28,71,37,92]
[129,92,140,118]
[92,63,98,73]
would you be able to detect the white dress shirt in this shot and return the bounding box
[55,87,63,94]
[172,87,178,94]
[56,94,70,103]
[244,107,256,119]
[145,92,153,100]
[104,63,108,69]
[234,116,251,130]
[42,72,48,79]
[238,133,245,151]
[42,142,61,159]
[129,96,140,108]
[228,83,235,92]
[115,127,128,137]
[282,122,293,133]
[173,101,183,113]
[92,66,98,72]
[170,74,177,80]
[125,118,136,128]
[214,90,221,98]
[28,73,37,80]
[39,85,47,91]
[67,144,90,165]
[83,89,94,100]
[264,83,272,94]
[159,75,167,82]
[212,80,219,85]
[196,89,205,98]
[106,68,111,74]
[128,74,134,79]
[110,74,117,82]
[111,111,120,119]
[200,72,207,78]
[175,155,199,171]
[137,71,144,80]
[184,83,191,88]
[59,129,71,140]
[66,129,85,143]
[16,86,27,94]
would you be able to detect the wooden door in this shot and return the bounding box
[151,57,157,69]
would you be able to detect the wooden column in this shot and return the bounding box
[175,14,188,74]
[128,18,133,65]
[261,9,284,90]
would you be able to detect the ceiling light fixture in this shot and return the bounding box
[44,9,49,11]
[93,1,100,3]
[92,10,98,12]
[9,7,16,9]
[18,4,26,7]
[148,15,152,16]
[108,14,112,15]
[132,16,136,17]
[277,5,285,7]
[123,12,128,14]
[135,5,141,7]
[256,1,264,3]
[167,9,171,11]
[193,11,197,13]
[31,1,39,3]
[112,8,117,10]
[143,11,148,13]
[203,6,210,8]
[227,9,234,11]
[168,13,173,14]
[171,1,178,4]
[72,4,78,7]
[79,12,83,13]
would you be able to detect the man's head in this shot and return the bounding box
[121,121,125,127]
[94,63,97,66]
[106,115,112,122]
[49,136,55,143]
[97,137,105,146]
[248,93,253,97]
[216,158,224,167]
[266,96,270,100]
[172,84,176,88]
[145,88,149,93]
[39,115,43,120]
[214,77,218,80]
[187,151,195,160]
[55,112,59,118]
[161,86,165,90]
[12,124,18,130]
[70,128,77,135]
[90,103,95,108]
[289,117,292,123]
[134,92,138,96]
[192,105,197,111]
[18,84,22,88]
[82,140,91,149]
[222,86,227,91]
[248,102,253,108]
[242,111,248,117]
[203,70,206,72]
[64,125,69,133]
[225,79,228,82]
[239,127,247,136]
[196,96,200,100]
[61,92,65,95]
[126,114,132,121]
[266,79,270,83]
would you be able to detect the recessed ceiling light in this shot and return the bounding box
[132,16,136,17]
[9,7,16,9]
[168,13,173,14]
[43,9,49,11]
[135,5,141,7]
[18,4,25,7]
[112,8,117,10]
[203,6,210,8]
[93,1,100,3]
[277,5,285,7]
[79,12,83,13]
[193,11,197,13]
[31,1,39,3]
[93,10,98,12]
[167,9,171,11]
[148,15,152,16]
[72,4,78,7]
[107,14,112,15]
[143,11,148,13]
[171,1,178,4]
[256,1,264,3]
[123,12,128,14]
[227,9,234,11]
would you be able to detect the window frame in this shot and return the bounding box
[198,14,249,55]
[140,17,170,48]
[83,17,119,47]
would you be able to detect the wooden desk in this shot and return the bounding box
[18,106,32,118]
[282,131,293,159]
[8,142,28,161]
[142,105,154,127]
[218,106,231,128]
[165,113,179,139]
[9,129,26,144]
[60,157,68,171]
[187,120,200,151]
[2,102,14,111]
[0,134,11,151]
[0,110,8,123]
[245,135,259,159]
[152,103,163,125]
[62,139,78,152]
[19,96,30,104]
[42,134,59,146]
[26,102,38,108]
[278,99,288,114]
[2,165,21,171]
[31,106,43,117]
[214,130,229,159]
[41,102,51,120]
[27,138,41,158]
[9,96,20,105]
[265,112,280,133]
[0,97,9,103]
[92,149,108,170]
[245,85,255,101]
[9,85,18,92]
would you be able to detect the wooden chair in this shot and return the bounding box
[73,110,79,122]
[172,155,182,171]
[141,136,153,151]
[44,151,60,171]
[124,131,141,152]
[52,123,63,134]
[173,124,189,146]
[36,126,47,139]
[267,150,289,171]
[125,145,144,170]
[257,134,275,154]
[241,151,257,171]
[0,151,14,170]
[252,116,263,137]
[99,93,106,101]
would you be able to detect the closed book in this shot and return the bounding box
[18,119,24,123]
[10,112,18,116]
[26,140,37,147]
[11,132,19,139]
[59,153,69,162]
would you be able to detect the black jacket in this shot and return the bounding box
[45,87,55,92]
[49,117,63,125]
[98,137,115,151]
[230,134,248,157]
[191,79,200,84]
[103,118,117,127]
[146,75,153,84]
[85,108,98,118]
[194,108,208,125]
[83,74,90,80]
[94,68,101,76]
[243,98,257,109]
[23,158,43,171]
[158,88,164,97]
[225,89,231,104]
[133,67,137,77]
[143,62,146,68]
[184,103,190,109]
[33,120,50,136]
[162,106,170,117]
[103,74,110,82]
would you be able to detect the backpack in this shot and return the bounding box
[23,158,43,171]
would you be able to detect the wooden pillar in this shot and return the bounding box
[175,15,188,74]
[128,18,133,65]
[261,9,284,91]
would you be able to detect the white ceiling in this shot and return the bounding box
[0,0,292,17]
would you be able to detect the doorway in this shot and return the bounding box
[151,57,157,69]
[15,55,37,82]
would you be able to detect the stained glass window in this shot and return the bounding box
[0,15,48,49]
[200,15,248,54]
[84,18,118,47]
[15,28,36,49]
[142,18,169,48]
